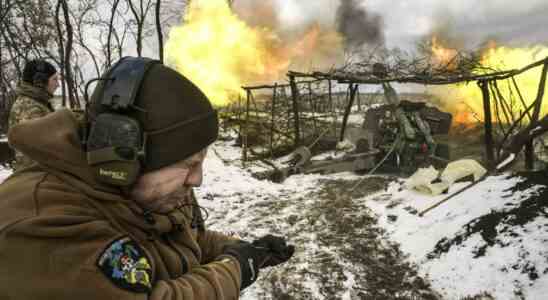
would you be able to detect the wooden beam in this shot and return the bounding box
[270,84,277,158]
[511,76,532,122]
[243,90,251,164]
[287,57,548,86]
[289,75,301,147]
[525,62,548,169]
[242,79,323,91]
[340,84,359,142]
[479,80,495,169]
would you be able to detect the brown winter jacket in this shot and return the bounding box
[0,109,242,299]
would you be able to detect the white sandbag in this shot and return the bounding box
[405,159,486,196]
[424,181,451,196]
[405,166,439,191]
[441,159,487,185]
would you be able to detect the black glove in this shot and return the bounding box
[252,235,295,268]
[221,241,269,290]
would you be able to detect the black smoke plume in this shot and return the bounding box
[336,0,384,50]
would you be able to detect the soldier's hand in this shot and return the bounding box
[220,241,269,290]
[252,234,295,268]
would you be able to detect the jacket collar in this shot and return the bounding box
[16,81,54,109]
[8,109,190,235]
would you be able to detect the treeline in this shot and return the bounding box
[0,0,192,133]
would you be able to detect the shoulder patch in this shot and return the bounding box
[97,236,153,293]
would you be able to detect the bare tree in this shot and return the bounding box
[0,0,59,129]
[126,0,154,57]
[155,0,164,63]
[71,0,101,78]
[55,0,79,108]
[1,0,191,121]
[107,0,122,66]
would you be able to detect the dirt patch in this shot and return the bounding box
[298,178,441,300]
[225,176,444,299]
[206,170,502,299]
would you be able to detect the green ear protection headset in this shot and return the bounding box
[83,57,161,187]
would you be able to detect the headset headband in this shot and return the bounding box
[101,57,159,111]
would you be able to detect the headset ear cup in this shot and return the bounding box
[90,160,141,187]
[84,57,157,185]
[86,113,144,186]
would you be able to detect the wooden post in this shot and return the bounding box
[340,84,358,142]
[237,93,242,142]
[243,89,251,165]
[307,82,312,111]
[270,84,278,158]
[525,62,548,169]
[308,81,318,134]
[356,89,361,111]
[511,76,533,122]
[329,79,337,141]
[328,79,333,112]
[479,80,495,169]
[289,75,301,147]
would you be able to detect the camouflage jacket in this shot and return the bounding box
[8,82,54,170]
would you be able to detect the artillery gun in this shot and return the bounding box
[358,82,452,174]
[265,81,453,182]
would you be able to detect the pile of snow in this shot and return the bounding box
[365,173,548,299]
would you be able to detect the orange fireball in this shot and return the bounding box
[430,41,548,126]
[164,0,344,107]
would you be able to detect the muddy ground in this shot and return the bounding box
[206,168,498,299]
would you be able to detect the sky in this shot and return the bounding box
[273,0,548,51]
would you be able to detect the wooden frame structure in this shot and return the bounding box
[288,57,548,170]
[237,79,343,163]
[234,56,548,170]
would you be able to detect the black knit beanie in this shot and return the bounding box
[89,59,218,173]
[22,59,57,87]
[131,63,218,171]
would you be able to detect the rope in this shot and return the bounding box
[349,136,399,193]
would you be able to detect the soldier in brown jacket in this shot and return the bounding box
[8,59,60,170]
[0,57,294,299]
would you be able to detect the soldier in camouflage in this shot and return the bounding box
[8,59,60,170]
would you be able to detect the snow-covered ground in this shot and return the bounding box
[367,175,548,300]
[1,135,546,299]
[195,137,548,299]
